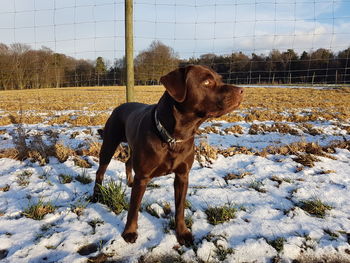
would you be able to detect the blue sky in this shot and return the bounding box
[0,0,349,63]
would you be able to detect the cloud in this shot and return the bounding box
[136,0,350,57]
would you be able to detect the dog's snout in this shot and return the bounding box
[235,86,244,95]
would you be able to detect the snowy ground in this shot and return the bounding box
[0,114,350,262]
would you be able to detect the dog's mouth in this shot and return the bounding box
[207,97,243,118]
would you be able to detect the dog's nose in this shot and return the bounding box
[234,86,244,95]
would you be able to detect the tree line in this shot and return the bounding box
[0,41,349,90]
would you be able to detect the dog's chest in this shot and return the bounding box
[152,147,190,176]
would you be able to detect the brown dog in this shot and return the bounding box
[92,65,243,246]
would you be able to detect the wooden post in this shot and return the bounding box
[335,70,338,84]
[312,72,315,85]
[125,0,134,102]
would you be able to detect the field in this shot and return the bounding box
[0,85,350,262]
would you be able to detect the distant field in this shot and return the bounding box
[1,85,350,126]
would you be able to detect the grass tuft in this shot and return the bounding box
[96,180,128,214]
[267,237,286,253]
[299,199,332,218]
[248,180,267,193]
[162,201,172,216]
[145,204,160,218]
[73,156,92,168]
[22,199,55,220]
[293,153,320,167]
[16,170,33,187]
[223,125,244,134]
[0,184,10,192]
[147,183,161,189]
[205,205,236,225]
[58,173,73,184]
[54,143,74,163]
[195,140,218,167]
[216,246,234,261]
[71,197,89,216]
[75,169,92,184]
[166,216,193,233]
[224,171,252,182]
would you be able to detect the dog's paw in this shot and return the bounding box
[176,230,194,247]
[122,231,138,243]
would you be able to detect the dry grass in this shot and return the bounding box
[1,122,78,165]
[260,141,340,157]
[218,146,255,157]
[197,125,220,134]
[224,172,252,182]
[1,86,349,126]
[195,140,218,167]
[16,170,33,186]
[0,184,10,192]
[260,140,346,167]
[223,125,244,134]
[22,199,56,220]
[249,123,300,135]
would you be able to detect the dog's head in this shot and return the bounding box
[160,65,244,118]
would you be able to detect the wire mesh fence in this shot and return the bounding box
[0,0,349,89]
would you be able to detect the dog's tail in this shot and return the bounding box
[97,128,104,139]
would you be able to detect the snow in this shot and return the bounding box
[0,117,350,262]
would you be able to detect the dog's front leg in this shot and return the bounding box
[122,176,150,243]
[174,172,194,246]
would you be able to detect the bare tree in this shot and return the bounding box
[134,41,179,84]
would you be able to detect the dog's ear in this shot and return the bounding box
[160,67,187,102]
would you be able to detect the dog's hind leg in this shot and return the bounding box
[92,120,123,202]
[125,154,133,187]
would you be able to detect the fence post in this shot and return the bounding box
[335,70,338,84]
[125,0,134,102]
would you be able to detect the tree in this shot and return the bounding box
[0,44,11,89]
[108,57,126,85]
[337,47,350,83]
[134,41,179,84]
[9,43,31,89]
[230,52,250,84]
[95,56,107,86]
[281,49,298,83]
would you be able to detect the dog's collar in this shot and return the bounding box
[154,109,183,145]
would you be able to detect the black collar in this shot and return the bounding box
[154,109,183,145]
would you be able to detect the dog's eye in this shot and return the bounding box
[203,79,210,86]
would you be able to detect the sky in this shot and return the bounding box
[0,0,350,63]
